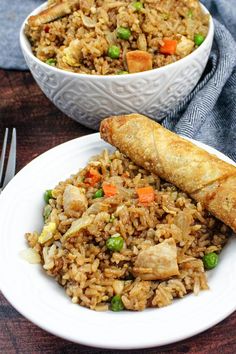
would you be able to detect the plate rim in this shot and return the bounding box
[0,132,235,350]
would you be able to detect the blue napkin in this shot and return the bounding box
[0,0,42,70]
[0,0,235,161]
[162,0,236,162]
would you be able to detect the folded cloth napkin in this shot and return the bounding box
[163,17,236,162]
[0,0,235,161]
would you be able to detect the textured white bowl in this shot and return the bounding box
[20,2,214,129]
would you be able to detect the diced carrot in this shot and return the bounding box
[160,39,177,55]
[85,168,101,186]
[137,186,155,203]
[103,184,117,197]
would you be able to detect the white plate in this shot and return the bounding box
[0,133,235,349]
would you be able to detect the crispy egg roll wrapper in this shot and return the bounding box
[100,114,236,233]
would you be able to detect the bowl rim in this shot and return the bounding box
[20,1,214,80]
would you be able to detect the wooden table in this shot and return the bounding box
[0,69,236,354]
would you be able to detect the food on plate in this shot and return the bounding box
[25,0,209,74]
[25,145,230,311]
[133,238,179,280]
[100,114,236,233]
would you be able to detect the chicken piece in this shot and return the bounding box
[176,36,195,57]
[126,50,152,73]
[112,280,124,295]
[63,185,88,217]
[28,0,79,27]
[62,39,82,66]
[133,238,179,280]
[85,201,109,215]
[62,215,94,241]
[137,34,147,52]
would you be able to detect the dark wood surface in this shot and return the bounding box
[0,69,236,354]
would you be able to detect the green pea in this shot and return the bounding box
[93,188,104,199]
[106,233,124,252]
[45,58,57,66]
[194,33,205,46]
[108,45,120,59]
[43,204,52,220]
[117,70,129,75]
[202,252,219,270]
[111,295,124,311]
[132,1,143,11]
[44,189,53,203]
[117,27,131,40]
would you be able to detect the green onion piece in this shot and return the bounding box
[132,2,143,11]
[111,295,124,311]
[44,189,53,203]
[109,215,116,222]
[45,58,57,66]
[187,9,193,18]
[117,70,129,75]
[162,13,169,20]
[43,204,52,220]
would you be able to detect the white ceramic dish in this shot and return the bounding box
[20,3,214,129]
[0,133,235,349]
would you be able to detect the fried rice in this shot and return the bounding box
[25,0,209,74]
[25,149,230,311]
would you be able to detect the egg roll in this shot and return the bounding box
[100,113,236,233]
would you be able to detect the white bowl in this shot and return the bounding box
[20,2,214,130]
